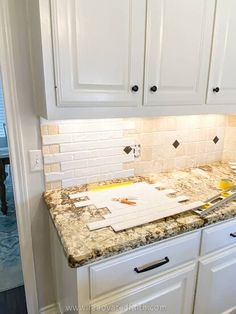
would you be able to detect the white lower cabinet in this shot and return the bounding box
[91,262,197,314]
[194,246,236,314]
[50,219,236,314]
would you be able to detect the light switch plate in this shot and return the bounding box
[29,150,43,172]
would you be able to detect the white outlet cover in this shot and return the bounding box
[29,150,43,172]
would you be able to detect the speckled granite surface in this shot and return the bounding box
[44,162,236,268]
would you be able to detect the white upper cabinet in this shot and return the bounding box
[31,0,236,118]
[50,0,146,108]
[144,0,215,106]
[207,0,236,105]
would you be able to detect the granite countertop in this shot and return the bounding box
[44,162,236,268]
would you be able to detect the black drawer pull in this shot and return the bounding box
[134,257,170,273]
[213,87,220,93]
[230,232,236,238]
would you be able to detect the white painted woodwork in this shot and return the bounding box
[49,218,236,314]
[194,246,236,314]
[201,219,236,256]
[207,0,236,105]
[49,219,78,313]
[91,262,197,314]
[31,0,236,118]
[50,0,146,108]
[0,1,40,312]
[144,0,215,106]
[90,231,200,299]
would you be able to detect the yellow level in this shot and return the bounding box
[90,181,134,192]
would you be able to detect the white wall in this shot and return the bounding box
[6,0,54,309]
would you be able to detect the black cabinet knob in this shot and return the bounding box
[213,87,220,93]
[131,85,139,92]
[150,85,158,92]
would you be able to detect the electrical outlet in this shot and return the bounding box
[133,144,141,159]
[29,150,43,172]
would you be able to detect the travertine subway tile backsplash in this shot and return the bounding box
[223,116,236,162]
[41,119,136,190]
[40,115,235,190]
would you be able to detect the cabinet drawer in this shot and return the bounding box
[91,262,198,314]
[90,231,200,299]
[201,219,236,256]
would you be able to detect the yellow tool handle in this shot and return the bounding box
[218,179,234,190]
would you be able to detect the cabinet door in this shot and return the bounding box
[50,0,146,107]
[194,246,236,314]
[92,263,197,314]
[144,0,215,106]
[207,0,236,105]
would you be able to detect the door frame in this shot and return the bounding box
[0,1,39,313]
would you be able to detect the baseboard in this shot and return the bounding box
[39,303,59,314]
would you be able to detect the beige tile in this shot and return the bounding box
[153,117,176,131]
[206,128,216,141]
[225,126,236,139]
[162,158,175,172]
[42,145,50,155]
[186,142,197,156]
[45,182,52,190]
[41,125,48,136]
[191,129,201,142]
[175,143,187,157]
[123,162,135,170]
[198,128,207,141]
[176,130,188,143]
[49,144,60,154]
[163,131,178,145]
[204,141,215,153]
[141,119,154,132]
[153,117,173,131]
[123,118,141,131]
[223,151,236,161]
[40,115,230,184]
[152,146,167,159]
[228,115,236,127]
[175,157,187,170]
[195,153,208,166]
[176,115,201,130]
[139,133,153,146]
[44,165,51,174]
[50,163,61,172]
[169,145,178,158]
[204,115,219,128]
[216,115,226,127]
[48,125,59,135]
[196,142,206,154]
[141,147,152,161]
[153,159,164,172]
[51,181,62,189]
[123,129,138,136]
[133,161,154,175]
[185,156,197,168]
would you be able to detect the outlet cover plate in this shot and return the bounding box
[29,150,43,172]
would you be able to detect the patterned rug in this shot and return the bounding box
[0,168,24,292]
